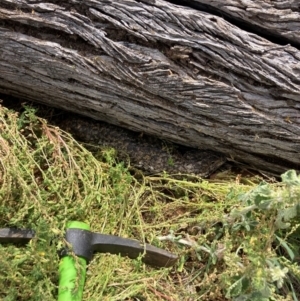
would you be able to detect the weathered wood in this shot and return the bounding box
[0,0,299,175]
[187,0,300,46]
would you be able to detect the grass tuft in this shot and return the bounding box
[0,103,299,300]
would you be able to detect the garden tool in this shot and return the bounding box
[0,221,178,301]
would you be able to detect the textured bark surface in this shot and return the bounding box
[186,0,300,46]
[0,0,299,175]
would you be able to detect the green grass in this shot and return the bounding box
[0,103,299,300]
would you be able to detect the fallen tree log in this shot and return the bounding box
[181,0,300,47]
[0,0,299,175]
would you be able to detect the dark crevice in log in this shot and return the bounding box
[0,2,19,10]
[0,19,104,57]
[166,0,300,49]
[247,153,300,172]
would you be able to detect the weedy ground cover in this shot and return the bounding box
[0,103,299,300]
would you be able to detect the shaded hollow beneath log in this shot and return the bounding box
[1,97,227,177]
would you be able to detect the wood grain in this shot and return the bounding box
[189,0,300,46]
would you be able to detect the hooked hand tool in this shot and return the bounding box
[0,221,178,301]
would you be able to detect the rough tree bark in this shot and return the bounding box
[0,0,299,175]
[182,0,300,46]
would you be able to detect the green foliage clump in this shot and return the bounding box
[220,170,300,301]
[0,103,299,301]
[163,171,300,301]
[0,105,136,300]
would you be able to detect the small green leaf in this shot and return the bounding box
[225,276,244,298]
[281,170,300,186]
[275,235,295,261]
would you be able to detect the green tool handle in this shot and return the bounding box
[58,221,90,301]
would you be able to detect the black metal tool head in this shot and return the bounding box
[0,227,178,268]
[0,228,35,244]
[65,228,178,267]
